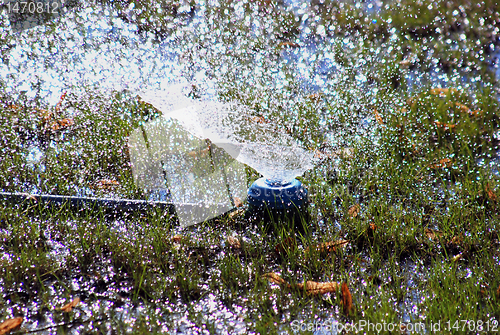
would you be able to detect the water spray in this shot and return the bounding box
[133,85,316,228]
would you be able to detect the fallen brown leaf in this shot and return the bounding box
[341,282,353,316]
[58,297,80,312]
[373,109,384,125]
[307,93,323,103]
[278,41,300,48]
[263,272,287,285]
[301,124,308,136]
[227,236,241,249]
[233,196,243,208]
[51,118,74,131]
[251,115,268,124]
[449,235,463,246]
[433,120,456,131]
[399,59,412,67]
[411,143,420,157]
[429,158,453,169]
[0,317,23,335]
[430,88,458,97]
[187,147,210,159]
[328,147,354,160]
[263,273,339,295]
[95,179,120,189]
[228,208,245,220]
[348,204,360,218]
[7,104,21,111]
[171,235,182,243]
[37,108,53,124]
[313,149,324,159]
[305,240,349,254]
[440,158,453,167]
[425,229,443,240]
[334,147,354,159]
[296,281,339,295]
[54,91,67,113]
[470,109,483,117]
[453,102,483,117]
[486,183,497,202]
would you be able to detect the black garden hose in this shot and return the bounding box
[0,191,174,217]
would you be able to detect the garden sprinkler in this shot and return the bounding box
[247,178,308,212]
[246,177,309,233]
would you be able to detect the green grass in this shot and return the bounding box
[1,0,500,333]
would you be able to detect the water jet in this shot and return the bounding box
[133,85,317,228]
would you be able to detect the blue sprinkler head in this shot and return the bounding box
[247,177,308,211]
